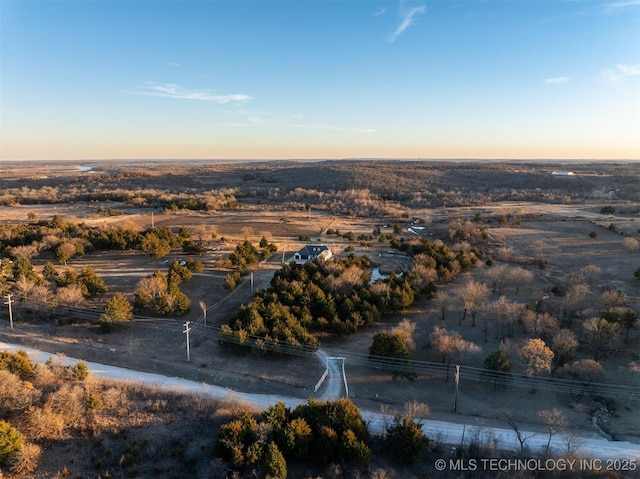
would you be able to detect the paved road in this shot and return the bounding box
[2,340,639,465]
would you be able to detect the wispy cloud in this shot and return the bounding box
[544,76,572,84]
[388,5,427,43]
[602,64,640,85]
[373,8,387,16]
[125,82,253,103]
[606,0,640,8]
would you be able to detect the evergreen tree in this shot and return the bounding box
[483,349,513,390]
[0,420,23,466]
[263,442,287,479]
[369,330,416,381]
[385,415,428,464]
[99,293,133,331]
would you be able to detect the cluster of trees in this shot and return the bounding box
[0,215,216,263]
[475,288,638,392]
[222,237,476,351]
[393,236,481,283]
[216,398,429,477]
[228,238,277,272]
[133,260,201,316]
[369,320,418,382]
[222,238,278,292]
[0,257,109,313]
[222,254,421,349]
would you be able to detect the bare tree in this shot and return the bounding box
[583,317,622,360]
[14,274,36,304]
[433,291,451,322]
[410,262,437,292]
[484,296,521,341]
[550,329,578,368]
[403,400,430,420]
[429,326,480,381]
[532,239,546,264]
[327,265,365,295]
[195,224,210,244]
[538,408,567,455]
[240,226,254,240]
[521,311,559,342]
[601,289,627,309]
[561,282,590,321]
[561,358,603,382]
[496,247,513,262]
[579,264,601,288]
[459,280,490,326]
[561,430,585,456]
[623,236,639,252]
[519,338,554,392]
[30,284,55,313]
[508,266,533,295]
[503,409,535,454]
[8,243,40,261]
[56,284,85,308]
[483,263,509,294]
[136,274,167,301]
[393,319,416,350]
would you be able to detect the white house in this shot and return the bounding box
[293,244,332,264]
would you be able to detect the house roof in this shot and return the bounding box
[295,244,330,256]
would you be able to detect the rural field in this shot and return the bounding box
[1,159,639,477]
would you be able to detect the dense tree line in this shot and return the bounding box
[223,237,475,350]
[223,254,421,349]
[0,216,212,261]
[215,397,428,477]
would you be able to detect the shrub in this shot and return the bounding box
[23,406,65,440]
[0,420,23,466]
[0,350,34,381]
[72,361,90,381]
[0,370,36,414]
[9,442,40,476]
[385,415,428,464]
[224,271,243,292]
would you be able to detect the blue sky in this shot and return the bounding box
[1,0,639,160]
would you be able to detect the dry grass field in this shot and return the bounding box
[1,160,639,477]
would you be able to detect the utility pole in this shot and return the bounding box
[183,321,191,361]
[250,272,254,295]
[454,364,460,412]
[4,294,13,331]
[199,300,207,335]
[151,211,154,229]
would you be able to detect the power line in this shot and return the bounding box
[27,305,640,402]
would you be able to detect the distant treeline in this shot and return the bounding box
[2,161,638,216]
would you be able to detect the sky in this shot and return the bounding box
[1,0,639,161]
